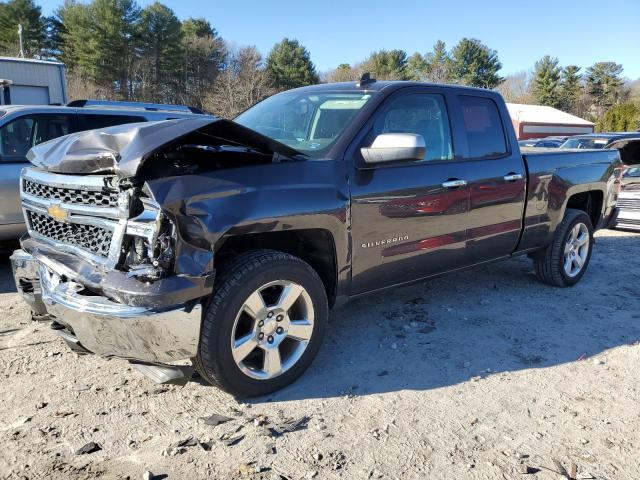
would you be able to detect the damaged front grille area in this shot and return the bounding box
[23,179,118,208]
[27,211,113,257]
[20,168,173,273]
[21,169,125,267]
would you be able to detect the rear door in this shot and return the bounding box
[349,88,471,294]
[454,94,526,263]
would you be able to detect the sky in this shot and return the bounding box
[36,0,640,79]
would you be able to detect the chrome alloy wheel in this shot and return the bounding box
[563,222,589,277]
[230,280,315,380]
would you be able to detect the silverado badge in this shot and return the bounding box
[47,204,68,222]
[361,235,409,249]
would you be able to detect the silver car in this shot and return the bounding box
[0,100,209,241]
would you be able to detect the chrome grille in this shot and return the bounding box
[28,211,113,257]
[23,179,118,207]
[20,169,124,265]
[616,197,640,211]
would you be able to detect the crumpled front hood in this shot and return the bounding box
[27,117,305,178]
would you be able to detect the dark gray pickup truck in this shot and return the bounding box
[11,79,621,396]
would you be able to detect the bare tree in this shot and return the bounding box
[323,63,360,83]
[66,72,114,101]
[204,46,275,118]
[496,71,532,103]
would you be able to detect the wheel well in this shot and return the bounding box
[215,229,338,307]
[566,190,603,227]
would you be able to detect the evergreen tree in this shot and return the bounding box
[265,38,318,90]
[406,52,427,81]
[136,1,182,101]
[55,0,140,97]
[559,65,582,113]
[449,38,502,88]
[586,62,624,107]
[0,0,46,57]
[597,103,640,132]
[531,55,562,108]
[55,1,97,75]
[424,40,450,83]
[361,49,408,80]
[178,17,226,107]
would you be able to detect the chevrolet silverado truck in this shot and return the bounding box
[11,78,621,396]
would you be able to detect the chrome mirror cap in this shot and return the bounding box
[361,133,426,164]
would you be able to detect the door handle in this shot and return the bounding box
[503,173,524,182]
[442,179,467,188]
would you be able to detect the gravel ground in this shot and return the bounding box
[1,229,639,480]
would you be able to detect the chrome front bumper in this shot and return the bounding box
[11,250,202,364]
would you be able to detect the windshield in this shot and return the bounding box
[625,166,640,177]
[235,92,375,158]
[560,137,610,149]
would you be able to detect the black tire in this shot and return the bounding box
[533,208,594,287]
[196,249,328,397]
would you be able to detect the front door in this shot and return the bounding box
[349,90,470,294]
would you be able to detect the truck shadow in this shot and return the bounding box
[257,231,640,402]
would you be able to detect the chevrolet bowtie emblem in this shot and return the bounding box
[47,204,68,222]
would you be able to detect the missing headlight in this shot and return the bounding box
[122,199,175,280]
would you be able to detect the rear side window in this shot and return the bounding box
[0,114,73,161]
[459,96,507,159]
[79,114,146,131]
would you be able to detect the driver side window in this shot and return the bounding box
[376,93,453,162]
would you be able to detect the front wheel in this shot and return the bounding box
[533,208,594,287]
[196,250,328,397]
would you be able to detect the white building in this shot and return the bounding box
[506,103,594,140]
[0,57,67,105]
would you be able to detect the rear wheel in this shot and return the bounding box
[196,250,328,397]
[533,208,594,287]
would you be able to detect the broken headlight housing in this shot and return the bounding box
[121,196,175,280]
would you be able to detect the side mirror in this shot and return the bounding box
[360,133,426,165]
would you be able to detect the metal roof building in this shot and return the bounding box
[506,103,595,140]
[0,57,67,106]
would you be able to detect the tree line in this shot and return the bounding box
[0,0,638,130]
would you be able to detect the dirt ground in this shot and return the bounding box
[1,229,639,480]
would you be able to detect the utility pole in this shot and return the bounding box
[18,24,25,58]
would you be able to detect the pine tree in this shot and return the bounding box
[531,55,562,108]
[586,62,624,107]
[136,1,183,102]
[406,52,428,81]
[55,0,140,97]
[449,38,502,88]
[424,40,450,83]
[265,38,318,90]
[361,49,408,80]
[597,103,640,132]
[559,65,582,113]
[0,0,46,57]
[178,18,226,107]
